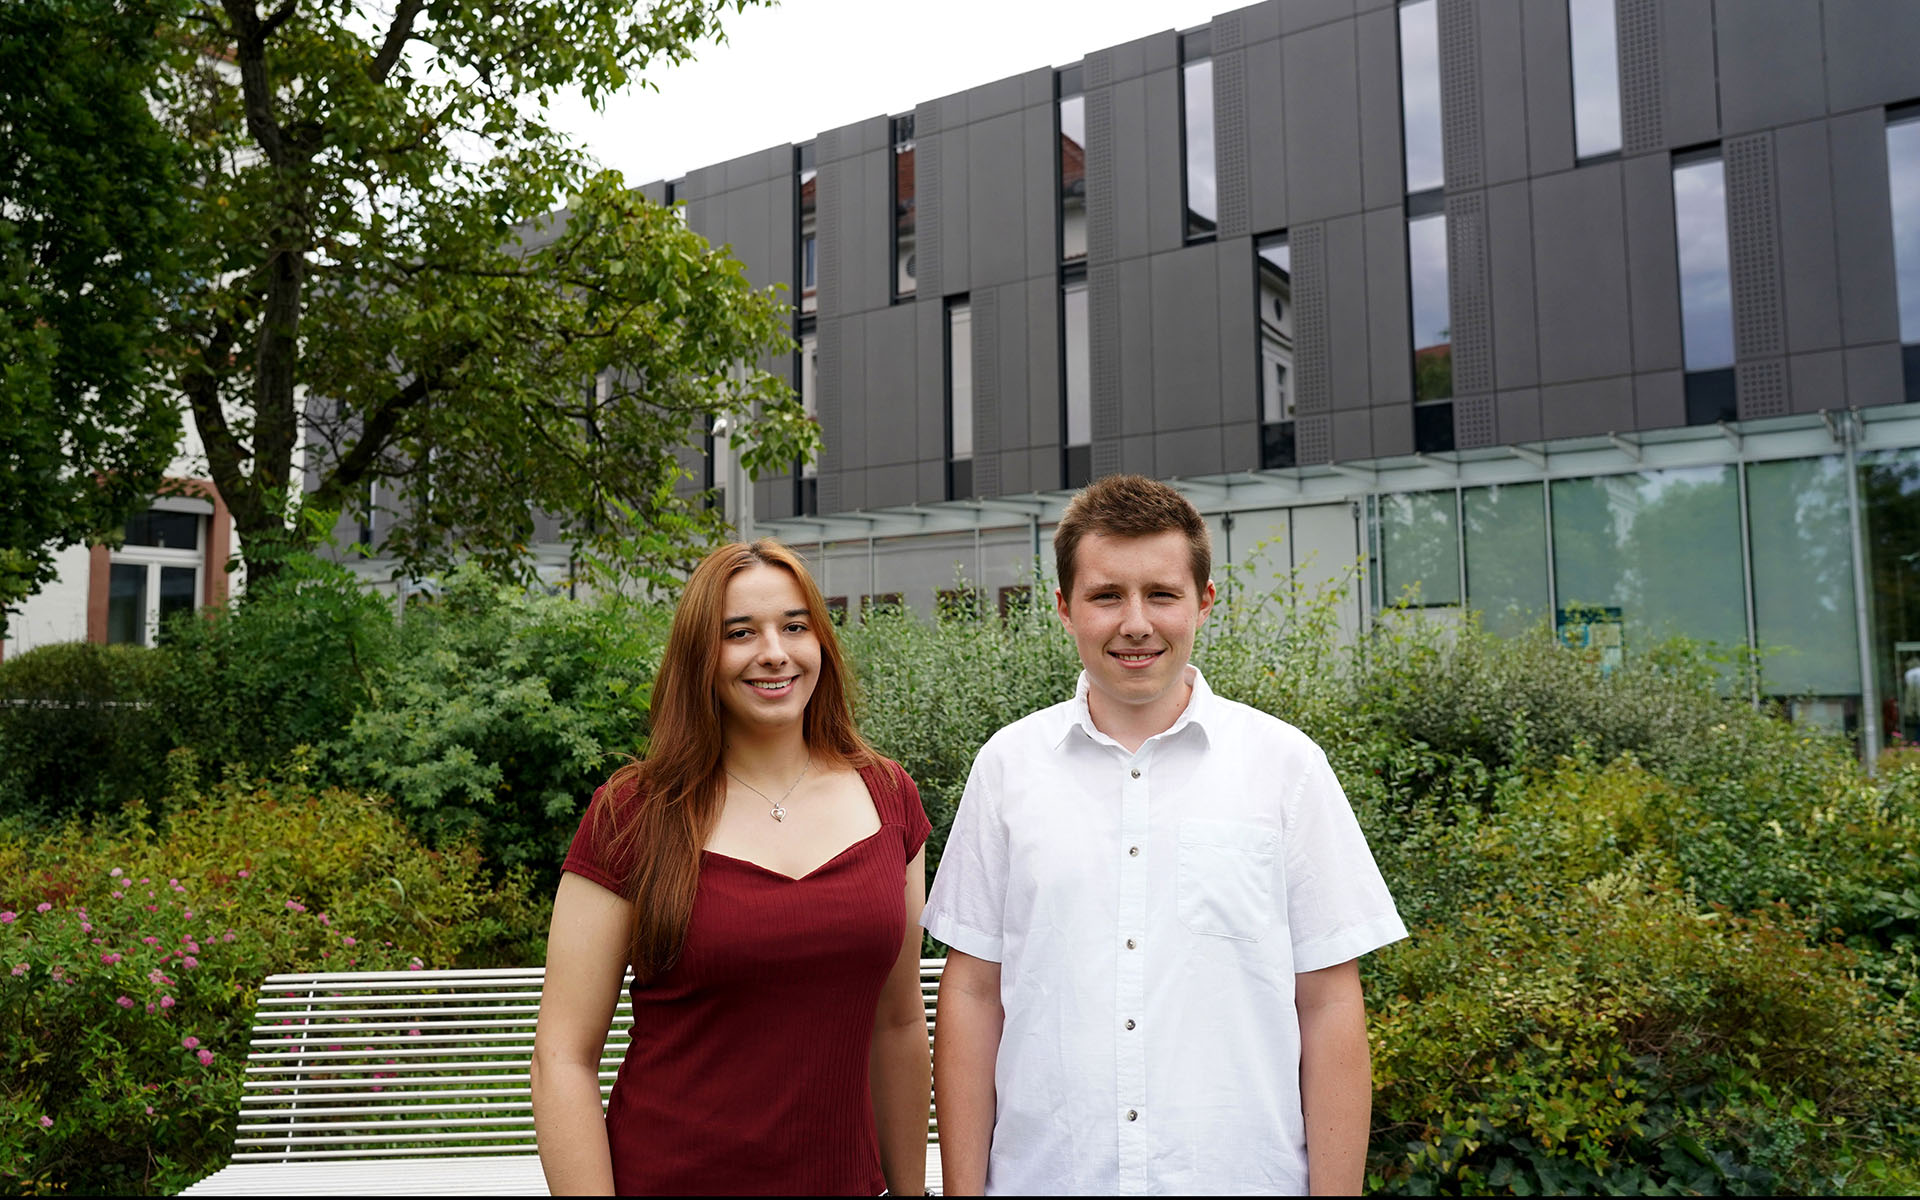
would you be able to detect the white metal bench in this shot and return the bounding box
[180,959,947,1196]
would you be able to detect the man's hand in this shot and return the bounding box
[932,950,1004,1195]
[1296,958,1371,1195]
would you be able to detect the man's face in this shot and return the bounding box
[1056,529,1215,722]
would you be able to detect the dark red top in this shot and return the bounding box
[562,759,931,1196]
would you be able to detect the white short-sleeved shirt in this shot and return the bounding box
[922,665,1407,1196]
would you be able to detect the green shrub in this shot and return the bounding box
[0,641,168,820]
[0,758,548,1194]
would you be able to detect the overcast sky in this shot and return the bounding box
[547,0,1230,186]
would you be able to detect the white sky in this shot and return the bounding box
[548,0,1230,186]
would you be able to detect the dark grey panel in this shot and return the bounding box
[1331,408,1372,461]
[1497,388,1543,443]
[1661,0,1719,149]
[1086,46,1116,90]
[1027,447,1061,496]
[1222,420,1260,472]
[722,145,780,192]
[1024,104,1057,278]
[1355,6,1404,208]
[866,304,919,465]
[1487,181,1539,388]
[1292,222,1331,414]
[1283,21,1364,224]
[916,100,945,300]
[1438,0,1485,192]
[995,283,1030,454]
[1093,440,1124,479]
[861,149,894,313]
[1119,256,1156,436]
[1111,76,1152,260]
[1447,191,1495,396]
[867,463,917,509]
[1532,164,1633,383]
[939,124,971,296]
[1454,394,1495,450]
[1363,207,1413,407]
[815,159,843,317]
[1151,243,1224,430]
[1736,357,1789,420]
[1145,67,1184,255]
[968,73,1028,124]
[1090,263,1122,461]
[1000,447,1029,495]
[1086,86,1116,266]
[1825,0,1920,113]
[1027,276,1062,448]
[917,460,944,504]
[723,181,776,289]
[837,467,865,512]
[1774,121,1842,354]
[1214,48,1251,240]
[638,180,666,206]
[683,162,723,201]
[1622,152,1682,372]
[1216,237,1258,429]
[1140,30,1178,77]
[967,113,1029,289]
[1025,66,1056,110]
[1725,133,1785,363]
[1847,343,1904,408]
[1280,0,1353,36]
[1325,214,1371,409]
[1246,37,1289,232]
[1476,0,1527,186]
[1214,8,1246,52]
[916,301,945,463]
[1522,0,1575,171]
[1296,413,1332,464]
[1829,111,1901,346]
[1121,434,1156,476]
[1633,370,1685,430]
[1715,0,1824,135]
[817,318,843,513]
[1372,405,1414,457]
[971,287,1001,498]
[1788,349,1844,415]
[1229,0,1281,46]
[683,194,720,246]
[1156,426,1223,478]
[840,317,868,468]
[1540,376,1635,439]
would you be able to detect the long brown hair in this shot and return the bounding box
[600,539,875,983]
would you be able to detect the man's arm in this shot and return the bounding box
[1296,958,1372,1196]
[932,949,1004,1196]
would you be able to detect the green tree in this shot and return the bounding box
[0,0,188,636]
[159,0,809,589]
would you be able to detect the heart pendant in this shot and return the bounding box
[771,804,786,822]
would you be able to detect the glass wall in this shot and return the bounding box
[892,116,916,300]
[1567,0,1622,159]
[1380,490,1461,606]
[1748,457,1860,706]
[1890,108,1920,402]
[797,145,817,316]
[1181,33,1216,241]
[1398,0,1444,194]
[1059,71,1087,264]
[1551,467,1746,658]
[1464,482,1549,638]
[1673,151,1735,423]
[1257,233,1295,469]
[1862,448,1920,744]
[1062,279,1090,487]
[947,301,973,500]
[1408,207,1452,406]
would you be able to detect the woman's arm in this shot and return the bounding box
[871,845,932,1197]
[532,872,631,1196]
[1296,958,1372,1196]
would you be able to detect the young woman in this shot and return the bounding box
[532,540,931,1196]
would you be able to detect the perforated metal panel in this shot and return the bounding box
[1292,223,1330,416]
[1086,88,1116,264]
[1438,0,1484,192]
[1446,191,1493,396]
[817,318,843,513]
[1737,357,1789,420]
[972,288,1001,498]
[1086,47,1113,89]
[1726,133,1784,362]
[1090,263,1121,477]
[1214,48,1250,240]
[1454,393,1496,448]
[917,102,943,300]
[817,161,842,318]
[1296,413,1332,465]
[1618,0,1663,155]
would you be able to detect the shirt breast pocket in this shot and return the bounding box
[1176,819,1278,941]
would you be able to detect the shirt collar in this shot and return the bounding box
[1051,663,1218,751]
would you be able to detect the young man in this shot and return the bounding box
[923,474,1406,1195]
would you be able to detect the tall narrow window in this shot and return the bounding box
[1408,199,1453,445]
[892,116,917,300]
[1062,279,1090,486]
[1256,233,1295,469]
[797,144,817,316]
[1673,149,1735,424]
[1568,0,1622,159]
[947,300,973,500]
[797,332,818,516]
[1181,32,1216,241]
[1889,107,1920,403]
[1059,67,1087,264]
[1398,0,1444,194]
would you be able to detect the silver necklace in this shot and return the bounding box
[725,756,813,822]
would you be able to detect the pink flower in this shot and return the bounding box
[145,1105,154,1115]
[116,878,131,889]
[148,969,175,987]
[197,1049,214,1066]
[182,956,199,969]
[38,1116,51,1129]
[237,869,249,878]
[0,912,15,925]
[116,995,134,1007]
[34,902,51,913]
[182,1036,200,1049]
[182,911,193,920]
[142,936,159,945]
[100,953,122,965]
[109,868,122,877]
[285,900,306,913]
[221,932,236,943]
[80,923,92,933]
[317,913,330,926]
[159,995,175,1009]
[342,936,356,947]
[10,965,26,977]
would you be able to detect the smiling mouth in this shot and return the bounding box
[746,677,799,692]
[1110,650,1163,665]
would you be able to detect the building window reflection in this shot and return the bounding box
[892,116,916,301]
[1673,149,1735,424]
[796,143,817,316]
[1398,0,1444,194]
[1407,201,1453,428]
[1181,31,1215,241]
[1887,106,1920,403]
[1380,489,1462,606]
[1059,67,1086,265]
[1256,233,1294,469]
[1062,279,1090,487]
[947,299,973,500]
[1567,0,1622,160]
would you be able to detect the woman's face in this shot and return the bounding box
[714,563,823,738]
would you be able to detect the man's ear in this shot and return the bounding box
[1055,586,1074,633]
[1197,579,1217,624]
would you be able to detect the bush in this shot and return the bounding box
[0,641,168,821]
[0,758,549,1194]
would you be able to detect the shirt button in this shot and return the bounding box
[1127,1109,1138,1121]
[1125,1018,1136,1030]
[1125,938,1136,949]
[1130,767,1141,779]
[1128,846,1139,857]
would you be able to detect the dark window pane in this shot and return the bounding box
[1863,448,1920,741]
[1065,443,1093,488]
[1060,93,1087,263]
[1684,367,1736,426]
[1568,0,1622,158]
[123,509,200,550]
[108,562,146,646]
[1260,421,1296,470]
[1381,489,1462,606]
[797,477,818,517]
[1257,235,1293,424]
[1063,281,1090,445]
[158,565,197,640]
[1414,401,1455,453]
[1408,212,1452,402]
[1463,482,1549,637]
[947,457,973,502]
[1183,58,1216,240]
[1674,154,1734,371]
[1890,113,1920,344]
[1906,344,1920,407]
[1748,457,1860,697]
[1399,0,1444,194]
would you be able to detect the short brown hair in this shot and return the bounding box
[1053,474,1212,599]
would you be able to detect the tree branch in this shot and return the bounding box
[308,369,437,514]
[367,0,426,86]
[257,0,298,40]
